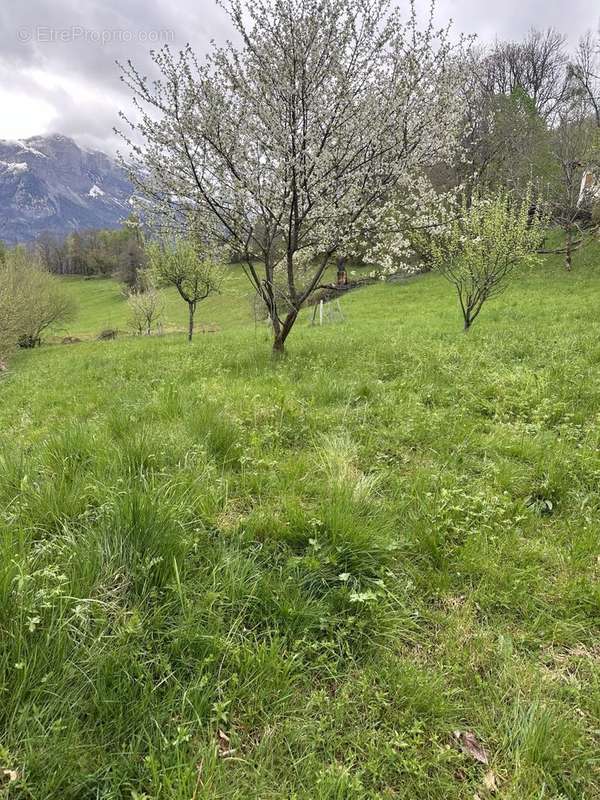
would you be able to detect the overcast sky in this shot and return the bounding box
[1,0,598,154]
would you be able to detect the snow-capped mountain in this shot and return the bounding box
[0,134,132,244]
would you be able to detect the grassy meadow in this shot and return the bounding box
[54,268,257,339]
[1,246,600,798]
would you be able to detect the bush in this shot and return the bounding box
[0,247,77,356]
[127,286,164,336]
[97,328,118,341]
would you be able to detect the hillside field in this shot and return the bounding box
[53,269,258,339]
[1,247,600,798]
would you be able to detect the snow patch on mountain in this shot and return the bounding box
[0,134,133,243]
[17,142,48,158]
[0,161,29,174]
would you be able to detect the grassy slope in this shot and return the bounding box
[54,268,257,339]
[1,247,599,799]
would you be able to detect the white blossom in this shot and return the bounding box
[118,0,469,351]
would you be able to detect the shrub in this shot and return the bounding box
[0,247,77,354]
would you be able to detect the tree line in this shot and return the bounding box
[32,215,147,286]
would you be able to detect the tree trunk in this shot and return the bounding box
[188,302,196,342]
[272,334,286,356]
[463,314,472,332]
[337,255,348,287]
[271,311,298,356]
[565,225,573,272]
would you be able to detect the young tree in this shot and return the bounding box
[119,0,466,354]
[127,286,165,335]
[147,238,222,342]
[18,265,77,348]
[430,190,545,331]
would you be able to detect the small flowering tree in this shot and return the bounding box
[119,0,468,354]
[430,190,545,330]
[147,239,223,342]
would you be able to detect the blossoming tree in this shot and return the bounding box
[119,0,466,353]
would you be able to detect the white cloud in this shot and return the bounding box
[0,86,56,139]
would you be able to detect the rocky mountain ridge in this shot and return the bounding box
[0,134,132,244]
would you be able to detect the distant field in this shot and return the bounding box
[53,263,369,340]
[1,243,599,799]
[53,266,257,339]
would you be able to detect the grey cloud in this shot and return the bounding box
[0,0,599,153]
[433,0,599,42]
[0,0,231,151]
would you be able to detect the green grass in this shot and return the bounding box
[1,245,599,798]
[54,263,372,340]
[54,266,257,339]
